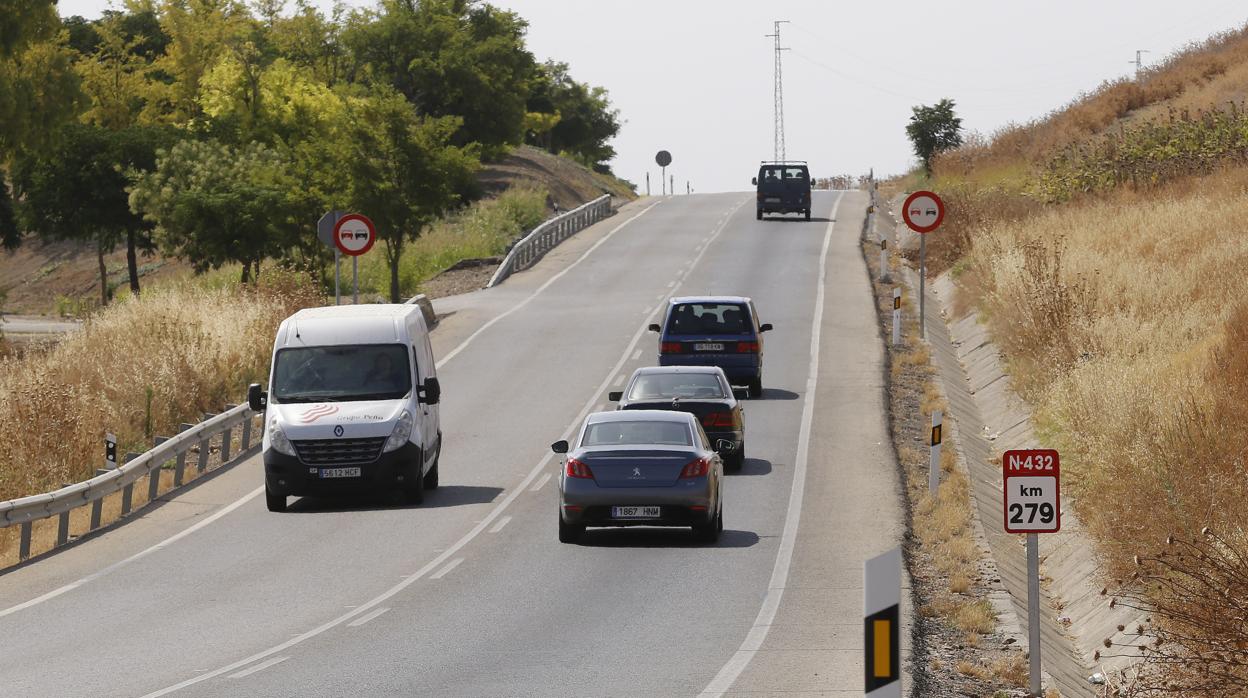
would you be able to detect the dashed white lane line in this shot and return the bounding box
[698,193,843,697]
[141,195,750,698]
[529,472,552,492]
[666,280,677,288]
[612,374,626,387]
[430,558,464,580]
[228,656,289,680]
[631,349,643,361]
[347,607,390,628]
[488,516,512,534]
[594,403,606,412]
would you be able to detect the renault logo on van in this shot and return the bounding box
[334,425,344,437]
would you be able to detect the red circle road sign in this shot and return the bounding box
[333,214,376,256]
[901,191,945,234]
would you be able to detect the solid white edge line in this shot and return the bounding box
[430,558,464,580]
[528,472,552,492]
[227,656,289,680]
[346,607,390,628]
[487,516,512,534]
[0,200,664,622]
[436,200,663,370]
[697,193,843,697]
[0,485,265,620]
[141,196,749,698]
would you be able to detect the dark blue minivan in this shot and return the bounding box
[648,296,772,398]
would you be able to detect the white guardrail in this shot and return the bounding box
[0,404,257,561]
[487,194,612,288]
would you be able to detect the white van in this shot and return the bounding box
[248,304,442,512]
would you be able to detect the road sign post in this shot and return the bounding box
[656,150,672,196]
[864,547,902,697]
[1003,448,1061,697]
[333,214,376,304]
[901,191,945,339]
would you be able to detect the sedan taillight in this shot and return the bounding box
[661,342,682,353]
[702,412,735,428]
[680,457,711,479]
[566,458,594,479]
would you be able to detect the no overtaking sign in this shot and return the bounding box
[334,214,376,257]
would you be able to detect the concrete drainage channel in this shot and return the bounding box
[886,197,1142,696]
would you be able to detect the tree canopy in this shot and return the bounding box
[906,98,963,176]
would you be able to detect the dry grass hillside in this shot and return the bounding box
[900,19,1248,695]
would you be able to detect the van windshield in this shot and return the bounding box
[272,344,412,403]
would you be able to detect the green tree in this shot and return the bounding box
[339,89,478,301]
[905,98,963,176]
[128,138,301,281]
[142,0,252,125]
[344,0,535,154]
[11,123,175,303]
[526,61,619,171]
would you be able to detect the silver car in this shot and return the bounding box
[551,410,726,544]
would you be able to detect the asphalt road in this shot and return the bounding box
[0,191,906,697]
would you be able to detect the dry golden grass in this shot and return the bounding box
[0,270,320,503]
[991,654,1029,688]
[955,659,989,679]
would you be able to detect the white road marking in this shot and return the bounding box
[437,200,663,369]
[430,558,464,580]
[612,374,626,387]
[142,195,750,698]
[0,485,265,621]
[666,280,676,288]
[347,607,390,628]
[699,193,842,698]
[631,349,643,361]
[488,516,512,533]
[227,656,289,680]
[529,472,552,492]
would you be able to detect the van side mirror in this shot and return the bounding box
[420,377,441,405]
[759,323,773,333]
[247,383,267,412]
[608,391,623,402]
[751,177,758,186]
[551,440,569,454]
[648,323,661,333]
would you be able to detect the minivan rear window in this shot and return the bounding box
[666,303,752,335]
[759,166,808,181]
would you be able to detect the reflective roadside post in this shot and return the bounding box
[892,289,901,346]
[865,547,902,698]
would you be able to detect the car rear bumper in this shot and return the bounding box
[560,479,715,527]
[264,442,422,497]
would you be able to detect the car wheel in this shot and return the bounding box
[558,512,583,544]
[804,208,811,221]
[748,377,763,398]
[405,459,425,504]
[694,506,721,543]
[423,442,440,490]
[756,209,763,220]
[728,447,745,472]
[265,484,287,513]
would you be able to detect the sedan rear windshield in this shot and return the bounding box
[666,303,752,335]
[272,344,412,403]
[582,420,693,447]
[627,373,725,400]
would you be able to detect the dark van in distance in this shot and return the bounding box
[753,161,811,221]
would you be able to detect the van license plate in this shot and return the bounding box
[765,197,781,203]
[320,467,361,478]
[694,343,724,352]
[612,506,660,519]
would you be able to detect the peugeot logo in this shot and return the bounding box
[631,467,643,478]
[334,425,344,437]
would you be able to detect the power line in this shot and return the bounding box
[766,20,790,161]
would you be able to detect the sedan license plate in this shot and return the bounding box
[320,467,361,479]
[612,506,660,519]
[694,343,724,352]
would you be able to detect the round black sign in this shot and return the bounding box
[655,150,672,167]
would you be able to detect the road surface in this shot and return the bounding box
[0,191,906,696]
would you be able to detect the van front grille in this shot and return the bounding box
[292,437,386,466]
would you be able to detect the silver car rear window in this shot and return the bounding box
[628,374,725,400]
[582,420,693,447]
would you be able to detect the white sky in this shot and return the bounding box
[58,0,1248,193]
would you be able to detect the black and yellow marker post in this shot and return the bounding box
[864,547,902,697]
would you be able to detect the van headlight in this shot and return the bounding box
[268,416,296,456]
[383,410,414,453]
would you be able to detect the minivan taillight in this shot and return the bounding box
[679,457,711,479]
[737,341,760,353]
[702,412,735,428]
[661,342,682,353]
[566,458,594,479]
